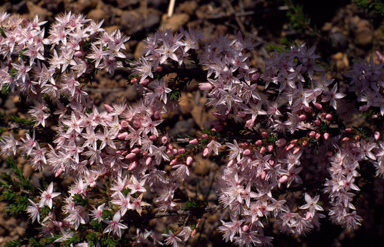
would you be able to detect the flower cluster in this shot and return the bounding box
[0,11,383,247]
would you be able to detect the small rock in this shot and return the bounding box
[169,120,195,137]
[329,29,348,50]
[26,1,52,20]
[120,10,143,35]
[161,13,189,32]
[332,52,344,61]
[0,226,6,237]
[104,25,120,34]
[23,162,34,178]
[179,1,198,16]
[349,16,374,46]
[322,22,332,32]
[87,8,108,21]
[134,41,146,60]
[116,0,139,9]
[193,155,210,176]
[76,0,99,12]
[143,10,161,30]
[178,92,194,115]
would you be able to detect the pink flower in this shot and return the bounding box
[39,182,61,209]
[299,193,324,217]
[103,211,128,237]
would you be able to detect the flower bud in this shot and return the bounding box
[168,143,173,150]
[299,114,307,121]
[240,142,248,148]
[156,66,162,72]
[342,137,350,142]
[55,167,63,177]
[260,171,266,180]
[372,114,378,119]
[321,112,327,118]
[199,83,213,91]
[245,119,254,128]
[314,102,323,110]
[189,138,199,144]
[325,114,332,120]
[178,148,186,154]
[349,142,356,148]
[145,157,152,165]
[143,150,148,156]
[170,158,178,166]
[303,106,311,112]
[104,104,114,113]
[118,132,128,139]
[243,149,251,156]
[345,128,352,133]
[261,132,268,137]
[242,225,250,232]
[227,159,235,167]
[149,135,157,141]
[131,148,140,154]
[315,133,321,139]
[279,175,288,183]
[203,148,209,157]
[374,131,380,140]
[251,73,260,81]
[306,211,312,220]
[202,134,208,139]
[268,145,273,152]
[302,140,308,146]
[74,50,83,57]
[323,132,329,140]
[125,153,136,159]
[129,161,138,170]
[314,119,321,126]
[172,149,178,155]
[161,136,169,144]
[255,140,263,145]
[286,143,295,151]
[354,135,360,141]
[140,78,150,85]
[130,77,138,84]
[310,131,317,139]
[269,159,275,166]
[191,228,197,238]
[186,156,193,165]
[293,146,301,154]
[260,146,266,153]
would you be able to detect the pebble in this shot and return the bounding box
[120,11,143,35]
[160,13,189,32]
[349,16,374,46]
[169,119,196,137]
[87,9,108,21]
[329,29,349,50]
[26,1,52,20]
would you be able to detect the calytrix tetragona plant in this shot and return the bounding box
[0,11,383,247]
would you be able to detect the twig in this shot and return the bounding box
[168,0,176,18]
